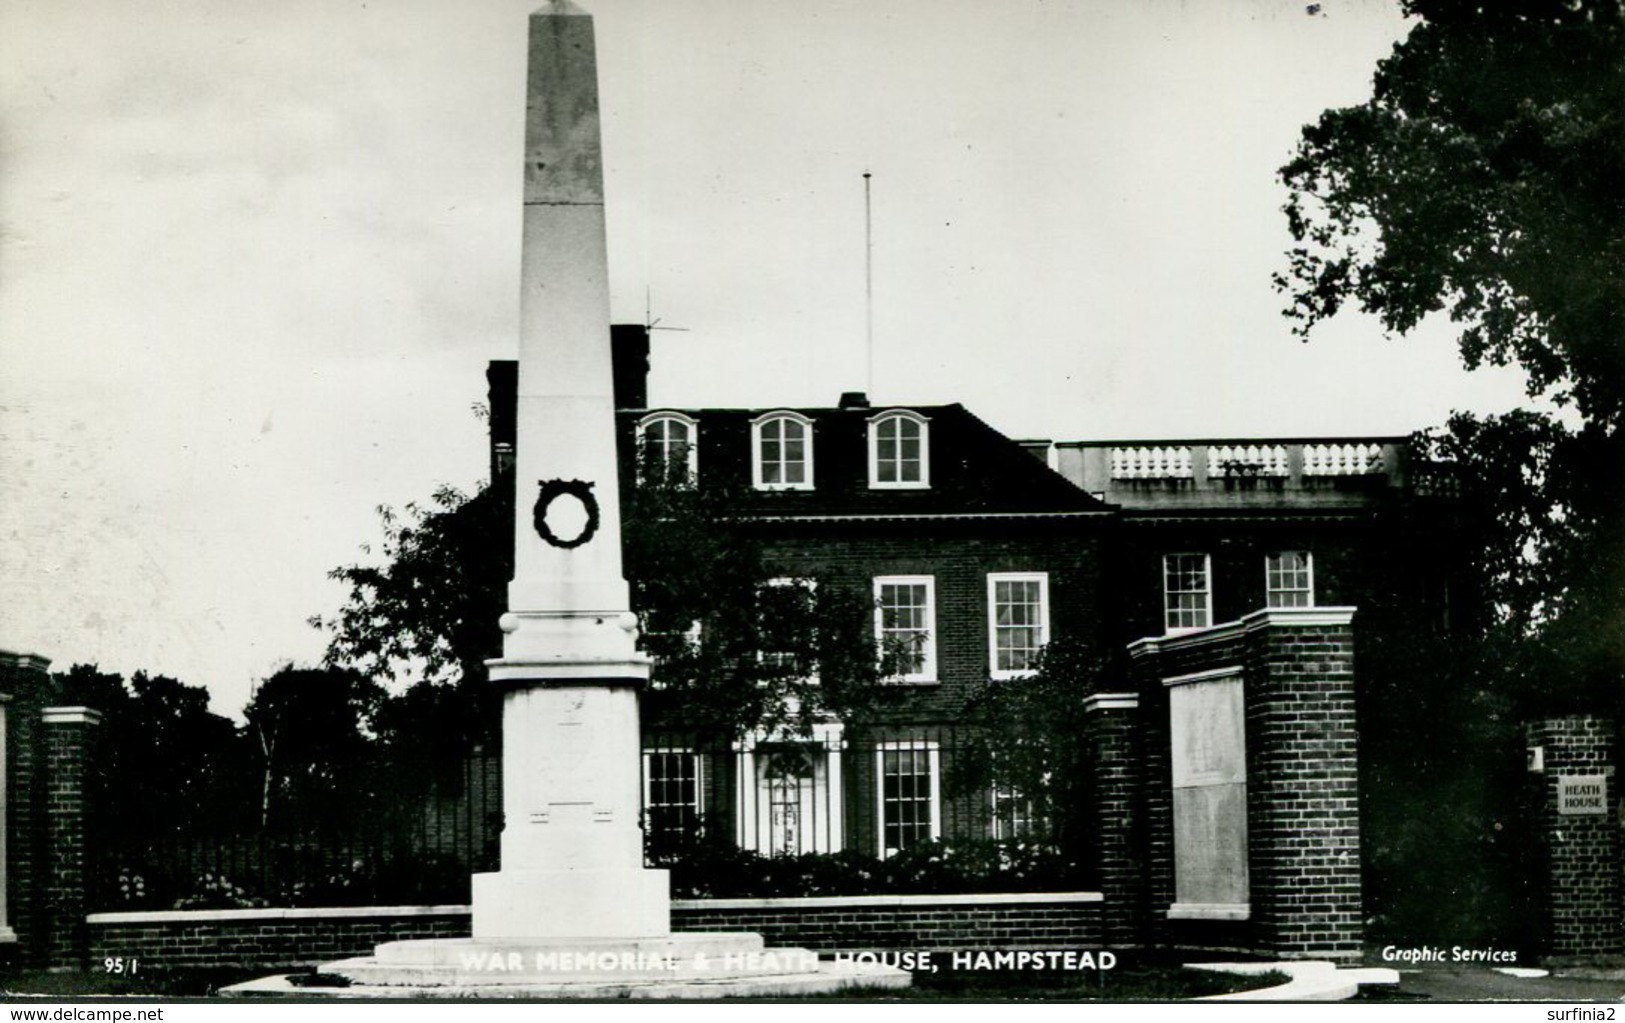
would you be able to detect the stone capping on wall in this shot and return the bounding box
[0,651,51,673]
[86,904,470,926]
[1081,693,1139,713]
[40,707,102,725]
[1126,606,1358,658]
[87,891,1106,927]
[679,892,1103,911]
[1161,666,1244,688]
[1168,903,1250,921]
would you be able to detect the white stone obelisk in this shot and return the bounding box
[472,0,668,941]
[233,10,905,991]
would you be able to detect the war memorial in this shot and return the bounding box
[0,1,1618,1004]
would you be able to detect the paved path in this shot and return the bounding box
[1386,967,1625,1002]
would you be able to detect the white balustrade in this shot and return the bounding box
[1303,442,1384,477]
[1109,445,1194,480]
[1212,444,1289,477]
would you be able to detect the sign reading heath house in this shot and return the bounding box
[1557,774,1609,816]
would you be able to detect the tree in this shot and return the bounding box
[313,460,890,746]
[1409,411,1625,708]
[950,639,1108,858]
[1277,0,1625,706]
[1278,0,1624,428]
[311,484,509,694]
[309,481,508,754]
[1277,0,1624,945]
[243,664,386,828]
[52,665,248,837]
[623,462,890,738]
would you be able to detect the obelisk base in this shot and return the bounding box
[471,868,671,940]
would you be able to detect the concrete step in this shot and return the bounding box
[372,931,767,967]
[327,943,825,986]
[223,961,911,1000]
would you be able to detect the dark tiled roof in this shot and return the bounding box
[616,404,1109,517]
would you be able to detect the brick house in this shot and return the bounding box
[0,339,1471,969]
[488,338,1463,884]
[1047,437,1470,646]
[492,347,1116,860]
[623,394,1116,861]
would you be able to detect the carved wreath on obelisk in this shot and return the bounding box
[533,479,600,549]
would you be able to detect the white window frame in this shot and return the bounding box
[1265,551,1315,609]
[642,747,704,840]
[873,575,937,683]
[635,411,699,482]
[986,572,1050,679]
[867,410,930,489]
[874,740,941,858]
[990,781,1038,842]
[751,411,815,491]
[1163,553,1212,633]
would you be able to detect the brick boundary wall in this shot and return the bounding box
[87,906,472,972]
[674,892,1102,952]
[0,652,52,966]
[1525,715,1622,959]
[86,892,1104,971]
[1127,607,1363,962]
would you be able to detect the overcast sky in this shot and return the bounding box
[0,0,1534,718]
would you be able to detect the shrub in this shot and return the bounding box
[114,868,148,906]
[656,834,1090,899]
[172,873,268,911]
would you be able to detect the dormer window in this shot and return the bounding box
[636,412,698,483]
[868,410,929,489]
[752,412,814,490]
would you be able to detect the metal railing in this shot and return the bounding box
[95,753,502,912]
[641,725,1073,861]
[96,725,1090,911]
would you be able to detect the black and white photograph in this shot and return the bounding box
[0,0,1621,1010]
